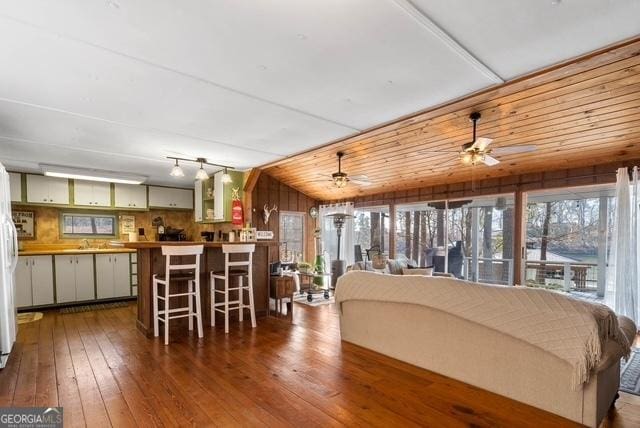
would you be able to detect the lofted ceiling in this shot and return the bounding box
[264,37,640,200]
[0,1,638,188]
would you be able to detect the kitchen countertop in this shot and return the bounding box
[19,248,136,256]
[123,240,278,249]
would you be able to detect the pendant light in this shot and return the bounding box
[195,160,209,180]
[167,156,233,182]
[170,159,184,177]
[221,167,232,184]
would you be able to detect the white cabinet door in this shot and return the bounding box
[113,254,131,297]
[31,256,54,305]
[73,181,94,206]
[46,177,70,205]
[55,255,77,303]
[194,180,203,222]
[15,257,32,308]
[148,186,171,207]
[95,254,115,299]
[174,188,193,209]
[213,172,224,220]
[92,182,112,207]
[9,172,22,202]
[26,175,50,204]
[26,175,69,205]
[114,184,147,209]
[75,255,95,301]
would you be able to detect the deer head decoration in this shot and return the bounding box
[263,204,278,225]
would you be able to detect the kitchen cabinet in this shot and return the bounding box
[114,183,147,209]
[15,256,54,308]
[74,181,111,207]
[148,186,193,209]
[96,253,131,299]
[194,180,203,222]
[54,254,95,303]
[26,174,69,205]
[195,170,243,223]
[9,172,22,202]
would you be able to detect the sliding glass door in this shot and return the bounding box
[448,196,515,284]
[395,202,447,270]
[353,206,390,261]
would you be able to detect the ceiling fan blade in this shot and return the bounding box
[491,145,537,155]
[350,178,371,186]
[471,137,493,151]
[482,155,500,166]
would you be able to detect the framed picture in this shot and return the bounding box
[12,210,35,240]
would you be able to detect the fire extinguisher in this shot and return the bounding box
[231,188,244,226]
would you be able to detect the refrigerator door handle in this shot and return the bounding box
[9,221,18,273]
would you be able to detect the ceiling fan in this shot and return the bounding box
[458,112,537,166]
[315,152,371,188]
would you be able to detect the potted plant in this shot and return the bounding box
[298,261,312,274]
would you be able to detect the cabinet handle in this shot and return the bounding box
[43,198,47,201]
[109,256,111,262]
[76,257,79,264]
[70,258,73,264]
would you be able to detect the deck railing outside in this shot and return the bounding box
[524,260,598,291]
[462,257,514,285]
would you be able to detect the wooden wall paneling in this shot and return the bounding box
[260,37,640,201]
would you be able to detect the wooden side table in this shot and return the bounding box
[269,275,295,321]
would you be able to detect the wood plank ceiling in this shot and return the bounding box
[263,37,640,201]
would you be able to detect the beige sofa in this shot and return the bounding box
[338,289,636,427]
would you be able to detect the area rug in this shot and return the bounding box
[293,292,335,307]
[620,348,640,396]
[17,312,43,324]
[60,301,130,314]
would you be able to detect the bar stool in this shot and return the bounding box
[210,244,256,333]
[152,245,204,345]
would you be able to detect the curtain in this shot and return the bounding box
[606,167,639,324]
[319,202,355,266]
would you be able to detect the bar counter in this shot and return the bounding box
[123,241,279,336]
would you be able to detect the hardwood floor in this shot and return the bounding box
[1,302,638,427]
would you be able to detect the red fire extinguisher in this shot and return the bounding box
[231,188,244,226]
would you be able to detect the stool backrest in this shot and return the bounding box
[221,244,254,269]
[221,244,255,254]
[161,245,203,281]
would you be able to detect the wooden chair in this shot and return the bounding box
[210,244,257,333]
[152,245,204,345]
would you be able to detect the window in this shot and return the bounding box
[395,202,446,268]
[279,211,305,262]
[354,206,389,261]
[525,184,615,294]
[61,213,117,237]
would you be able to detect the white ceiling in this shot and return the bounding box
[0,0,638,187]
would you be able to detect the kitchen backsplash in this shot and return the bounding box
[12,205,196,248]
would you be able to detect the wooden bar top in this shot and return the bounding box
[123,240,278,249]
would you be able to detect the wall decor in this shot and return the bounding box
[120,215,136,234]
[12,210,35,240]
[263,203,278,225]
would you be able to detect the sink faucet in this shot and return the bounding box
[80,239,90,249]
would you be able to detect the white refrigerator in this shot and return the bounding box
[0,162,18,368]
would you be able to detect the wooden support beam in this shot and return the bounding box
[513,189,527,285]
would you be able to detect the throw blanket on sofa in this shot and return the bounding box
[336,271,632,389]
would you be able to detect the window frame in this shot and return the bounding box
[60,211,118,239]
[279,211,306,260]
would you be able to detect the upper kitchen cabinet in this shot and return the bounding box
[8,172,22,202]
[73,181,111,207]
[148,186,193,209]
[196,170,243,223]
[26,174,69,205]
[114,183,147,209]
